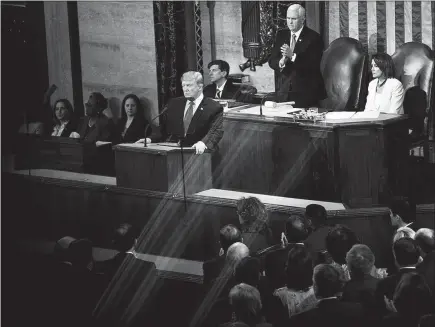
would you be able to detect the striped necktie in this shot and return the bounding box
[216,89,221,99]
[183,100,195,135]
[290,33,297,52]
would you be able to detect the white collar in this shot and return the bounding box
[291,26,304,42]
[216,79,227,92]
[189,93,204,107]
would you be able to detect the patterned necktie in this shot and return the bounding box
[183,100,195,135]
[216,89,221,99]
[290,33,297,52]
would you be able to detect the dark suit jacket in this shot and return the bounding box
[77,115,115,143]
[417,251,435,294]
[376,267,419,300]
[115,115,150,144]
[268,26,326,107]
[154,96,224,151]
[203,254,226,287]
[51,120,77,137]
[288,298,367,327]
[203,79,240,100]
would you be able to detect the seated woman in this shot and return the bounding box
[236,197,275,255]
[51,99,76,137]
[115,94,151,144]
[364,53,404,114]
[70,92,115,142]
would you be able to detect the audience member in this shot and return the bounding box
[203,224,243,286]
[70,92,115,142]
[389,199,415,231]
[342,244,385,320]
[415,228,435,293]
[220,283,271,327]
[325,225,359,280]
[376,237,422,302]
[304,204,332,256]
[288,264,366,327]
[273,245,317,323]
[393,226,416,242]
[235,256,262,288]
[95,223,140,279]
[51,99,77,137]
[264,215,308,291]
[383,272,433,327]
[115,94,151,144]
[236,197,274,254]
[364,52,405,114]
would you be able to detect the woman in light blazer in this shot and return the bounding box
[364,53,404,114]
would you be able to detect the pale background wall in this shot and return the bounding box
[77,1,158,121]
[200,1,275,93]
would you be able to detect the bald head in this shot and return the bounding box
[287,4,306,32]
[227,242,250,266]
[415,228,435,255]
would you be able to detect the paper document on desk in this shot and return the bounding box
[352,111,380,119]
[325,111,356,120]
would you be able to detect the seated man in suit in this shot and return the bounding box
[203,224,243,287]
[137,71,223,154]
[415,228,435,294]
[289,264,367,327]
[376,237,423,307]
[268,3,326,107]
[203,60,239,100]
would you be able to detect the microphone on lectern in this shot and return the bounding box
[143,105,171,148]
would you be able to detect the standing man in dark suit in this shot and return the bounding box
[203,60,239,100]
[137,71,223,154]
[268,4,326,107]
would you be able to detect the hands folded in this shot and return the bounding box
[135,138,152,144]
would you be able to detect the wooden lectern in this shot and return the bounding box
[114,143,213,194]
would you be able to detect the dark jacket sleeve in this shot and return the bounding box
[202,104,224,151]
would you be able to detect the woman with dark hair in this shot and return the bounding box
[70,92,115,142]
[115,94,151,144]
[236,197,275,254]
[364,52,404,114]
[51,99,76,137]
[273,244,317,320]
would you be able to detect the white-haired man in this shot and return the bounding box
[268,4,326,107]
[137,71,223,154]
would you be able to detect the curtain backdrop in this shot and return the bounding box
[153,1,187,110]
[323,1,435,54]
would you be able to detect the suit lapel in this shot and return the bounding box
[294,26,308,54]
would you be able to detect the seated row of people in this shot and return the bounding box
[199,197,435,327]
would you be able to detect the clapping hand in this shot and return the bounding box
[280,43,292,59]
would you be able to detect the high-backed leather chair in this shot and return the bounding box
[320,37,369,111]
[392,42,434,139]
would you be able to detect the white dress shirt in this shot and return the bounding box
[184,93,204,118]
[52,121,69,136]
[215,80,227,98]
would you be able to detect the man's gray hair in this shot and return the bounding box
[226,242,250,267]
[345,244,375,277]
[288,3,306,19]
[181,71,204,86]
[393,226,416,243]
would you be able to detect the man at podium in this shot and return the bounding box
[137,71,223,154]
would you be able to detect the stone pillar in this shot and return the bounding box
[43,2,74,107]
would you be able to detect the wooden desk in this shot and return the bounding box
[14,135,114,175]
[114,143,212,194]
[217,108,409,207]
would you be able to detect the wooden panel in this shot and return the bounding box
[6,172,433,267]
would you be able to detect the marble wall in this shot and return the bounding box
[77,1,158,121]
[200,1,275,92]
